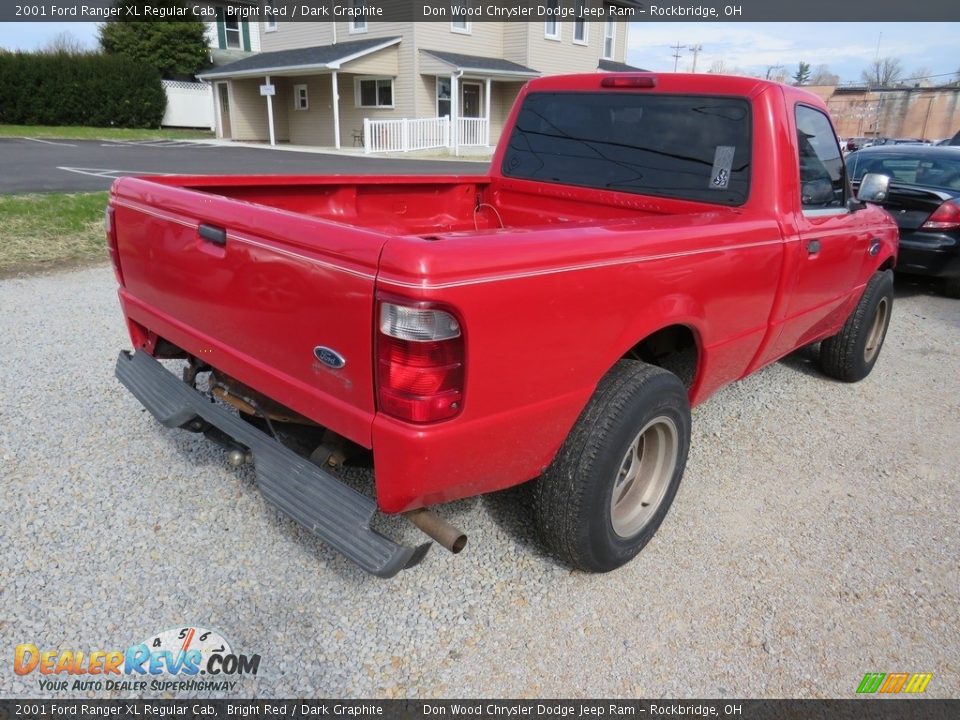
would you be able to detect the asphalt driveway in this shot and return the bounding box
[0,138,487,193]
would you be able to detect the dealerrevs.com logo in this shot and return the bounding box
[14,627,261,693]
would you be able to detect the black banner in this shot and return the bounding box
[1,0,959,23]
[2,700,960,720]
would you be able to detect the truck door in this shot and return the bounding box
[767,104,871,357]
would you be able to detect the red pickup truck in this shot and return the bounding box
[111,73,898,577]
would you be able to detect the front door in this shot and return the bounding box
[462,83,481,118]
[217,83,232,139]
[759,103,869,364]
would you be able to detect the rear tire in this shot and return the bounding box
[819,270,894,382]
[533,360,691,573]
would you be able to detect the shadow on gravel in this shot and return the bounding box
[481,481,562,567]
[894,274,948,300]
[778,342,824,379]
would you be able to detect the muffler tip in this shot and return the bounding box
[405,508,467,554]
[449,533,467,554]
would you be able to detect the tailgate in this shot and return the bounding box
[111,177,387,446]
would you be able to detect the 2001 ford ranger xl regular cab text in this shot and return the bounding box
[110,73,898,577]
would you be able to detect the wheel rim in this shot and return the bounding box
[610,416,679,538]
[863,296,890,363]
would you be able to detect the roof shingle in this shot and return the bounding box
[198,37,401,79]
[421,50,539,76]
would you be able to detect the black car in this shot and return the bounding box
[846,145,960,297]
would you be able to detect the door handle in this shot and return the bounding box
[199,224,227,246]
[806,239,821,255]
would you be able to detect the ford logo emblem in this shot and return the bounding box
[313,346,346,369]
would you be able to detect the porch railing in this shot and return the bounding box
[457,117,488,147]
[364,117,450,154]
[363,116,489,153]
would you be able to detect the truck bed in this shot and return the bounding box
[137,174,689,236]
[110,173,734,450]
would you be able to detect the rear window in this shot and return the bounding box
[846,152,960,191]
[501,92,752,205]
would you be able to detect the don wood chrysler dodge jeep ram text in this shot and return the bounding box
[109,73,898,577]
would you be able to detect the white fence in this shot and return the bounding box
[364,116,489,154]
[161,80,214,129]
[458,117,488,147]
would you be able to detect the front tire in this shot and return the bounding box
[533,360,691,572]
[819,270,894,382]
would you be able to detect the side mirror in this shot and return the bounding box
[801,178,835,206]
[857,173,891,203]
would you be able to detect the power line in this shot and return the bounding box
[835,70,960,87]
[670,42,684,73]
[688,44,702,73]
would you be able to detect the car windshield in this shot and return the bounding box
[501,92,752,206]
[847,151,960,191]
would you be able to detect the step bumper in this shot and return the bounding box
[115,350,430,578]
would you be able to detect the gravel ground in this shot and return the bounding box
[1,265,958,699]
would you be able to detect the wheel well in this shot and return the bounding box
[621,325,698,390]
[879,257,895,272]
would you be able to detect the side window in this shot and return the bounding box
[796,105,845,209]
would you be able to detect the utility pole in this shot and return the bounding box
[688,44,702,73]
[671,42,684,72]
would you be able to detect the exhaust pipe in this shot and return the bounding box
[404,509,467,554]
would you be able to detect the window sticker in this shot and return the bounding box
[710,146,735,189]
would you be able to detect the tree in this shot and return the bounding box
[861,56,903,86]
[708,59,727,74]
[42,31,89,55]
[764,64,787,83]
[905,67,931,87]
[810,64,839,86]
[99,1,209,79]
[792,61,811,86]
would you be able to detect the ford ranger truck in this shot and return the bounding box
[109,73,898,577]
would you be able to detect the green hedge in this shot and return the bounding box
[0,52,166,128]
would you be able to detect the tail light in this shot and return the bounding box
[105,205,124,285]
[376,300,464,423]
[600,75,657,89]
[921,199,960,230]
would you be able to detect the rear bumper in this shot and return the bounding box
[897,232,960,279]
[115,350,430,578]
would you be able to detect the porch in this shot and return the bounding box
[197,40,537,155]
[198,36,405,150]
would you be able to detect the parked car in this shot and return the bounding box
[876,138,926,146]
[109,74,898,577]
[847,145,960,297]
[950,129,960,146]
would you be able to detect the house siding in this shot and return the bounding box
[490,82,525,139]
[502,23,528,66]
[219,21,634,147]
[258,22,332,51]
[282,75,334,145]
[229,78,289,142]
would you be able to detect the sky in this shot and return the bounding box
[624,22,960,84]
[0,21,957,85]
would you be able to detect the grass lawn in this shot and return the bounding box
[0,192,109,277]
[0,124,214,141]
